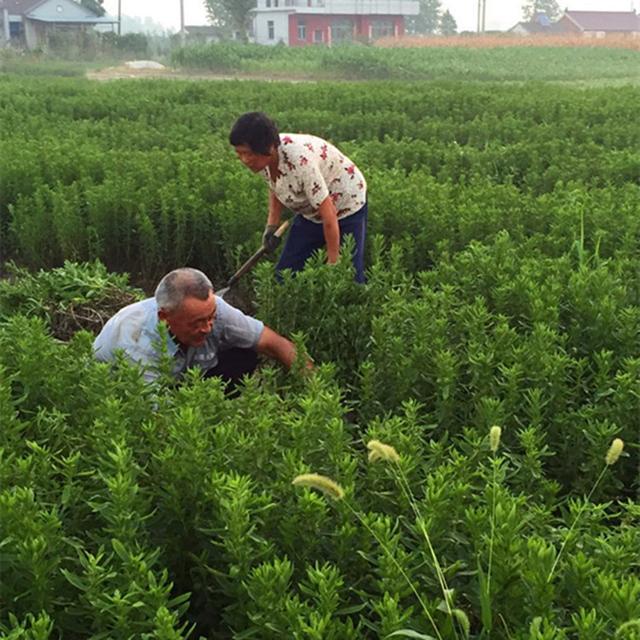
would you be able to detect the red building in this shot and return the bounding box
[252,0,419,46]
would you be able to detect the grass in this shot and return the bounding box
[0,53,124,77]
[3,37,639,84]
[170,41,640,84]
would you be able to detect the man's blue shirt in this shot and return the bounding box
[93,297,264,382]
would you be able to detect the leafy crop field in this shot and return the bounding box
[0,67,639,639]
[169,42,640,83]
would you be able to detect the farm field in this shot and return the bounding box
[1,50,639,639]
[170,42,640,83]
[2,40,640,84]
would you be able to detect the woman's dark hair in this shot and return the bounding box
[229,112,280,155]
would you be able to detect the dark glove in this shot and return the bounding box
[262,223,281,253]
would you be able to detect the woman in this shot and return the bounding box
[229,112,368,283]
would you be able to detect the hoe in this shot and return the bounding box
[217,220,289,299]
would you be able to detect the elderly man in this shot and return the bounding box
[93,267,299,387]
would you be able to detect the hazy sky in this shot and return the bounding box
[103,0,637,34]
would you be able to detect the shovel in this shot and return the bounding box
[217,220,290,299]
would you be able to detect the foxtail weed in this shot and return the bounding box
[292,473,345,500]
[367,439,401,463]
[292,467,445,640]
[483,425,503,633]
[365,440,462,640]
[489,425,502,453]
[546,437,625,582]
[605,438,624,466]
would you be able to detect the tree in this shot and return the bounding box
[79,0,105,16]
[204,0,256,41]
[406,0,441,35]
[521,0,561,21]
[439,10,457,35]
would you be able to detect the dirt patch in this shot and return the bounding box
[86,65,314,83]
[87,65,174,81]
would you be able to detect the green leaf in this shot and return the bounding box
[167,591,192,608]
[61,568,87,591]
[386,630,438,640]
[616,620,640,637]
[335,602,368,615]
[111,538,129,562]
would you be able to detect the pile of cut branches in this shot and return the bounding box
[0,261,144,341]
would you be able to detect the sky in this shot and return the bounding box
[102,0,637,34]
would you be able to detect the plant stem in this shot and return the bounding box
[343,500,444,640]
[546,465,608,583]
[487,456,498,596]
[393,465,459,640]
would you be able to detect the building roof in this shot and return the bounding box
[509,20,562,33]
[0,0,115,22]
[508,12,563,33]
[563,10,640,32]
[0,0,43,13]
[253,0,419,16]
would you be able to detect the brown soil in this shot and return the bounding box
[86,65,308,82]
[376,33,640,50]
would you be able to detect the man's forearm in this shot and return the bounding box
[257,327,296,369]
[257,327,312,372]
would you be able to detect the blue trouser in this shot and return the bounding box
[275,203,368,283]
[204,347,258,397]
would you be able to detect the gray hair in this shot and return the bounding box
[154,268,213,312]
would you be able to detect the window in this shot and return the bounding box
[9,21,24,39]
[268,20,275,39]
[274,0,279,6]
[297,19,306,40]
[371,19,394,40]
[313,28,323,43]
[266,0,271,7]
[330,18,353,43]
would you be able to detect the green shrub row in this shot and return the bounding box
[1,70,639,637]
[1,78,639,281]
[0,307,637,638]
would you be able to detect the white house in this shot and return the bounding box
[0,0,116,49]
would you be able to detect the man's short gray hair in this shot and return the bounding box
[155,268,213,312]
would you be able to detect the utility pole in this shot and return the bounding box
[180,0,186,46]
[117,0,121,35]
[477,0,486,33]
